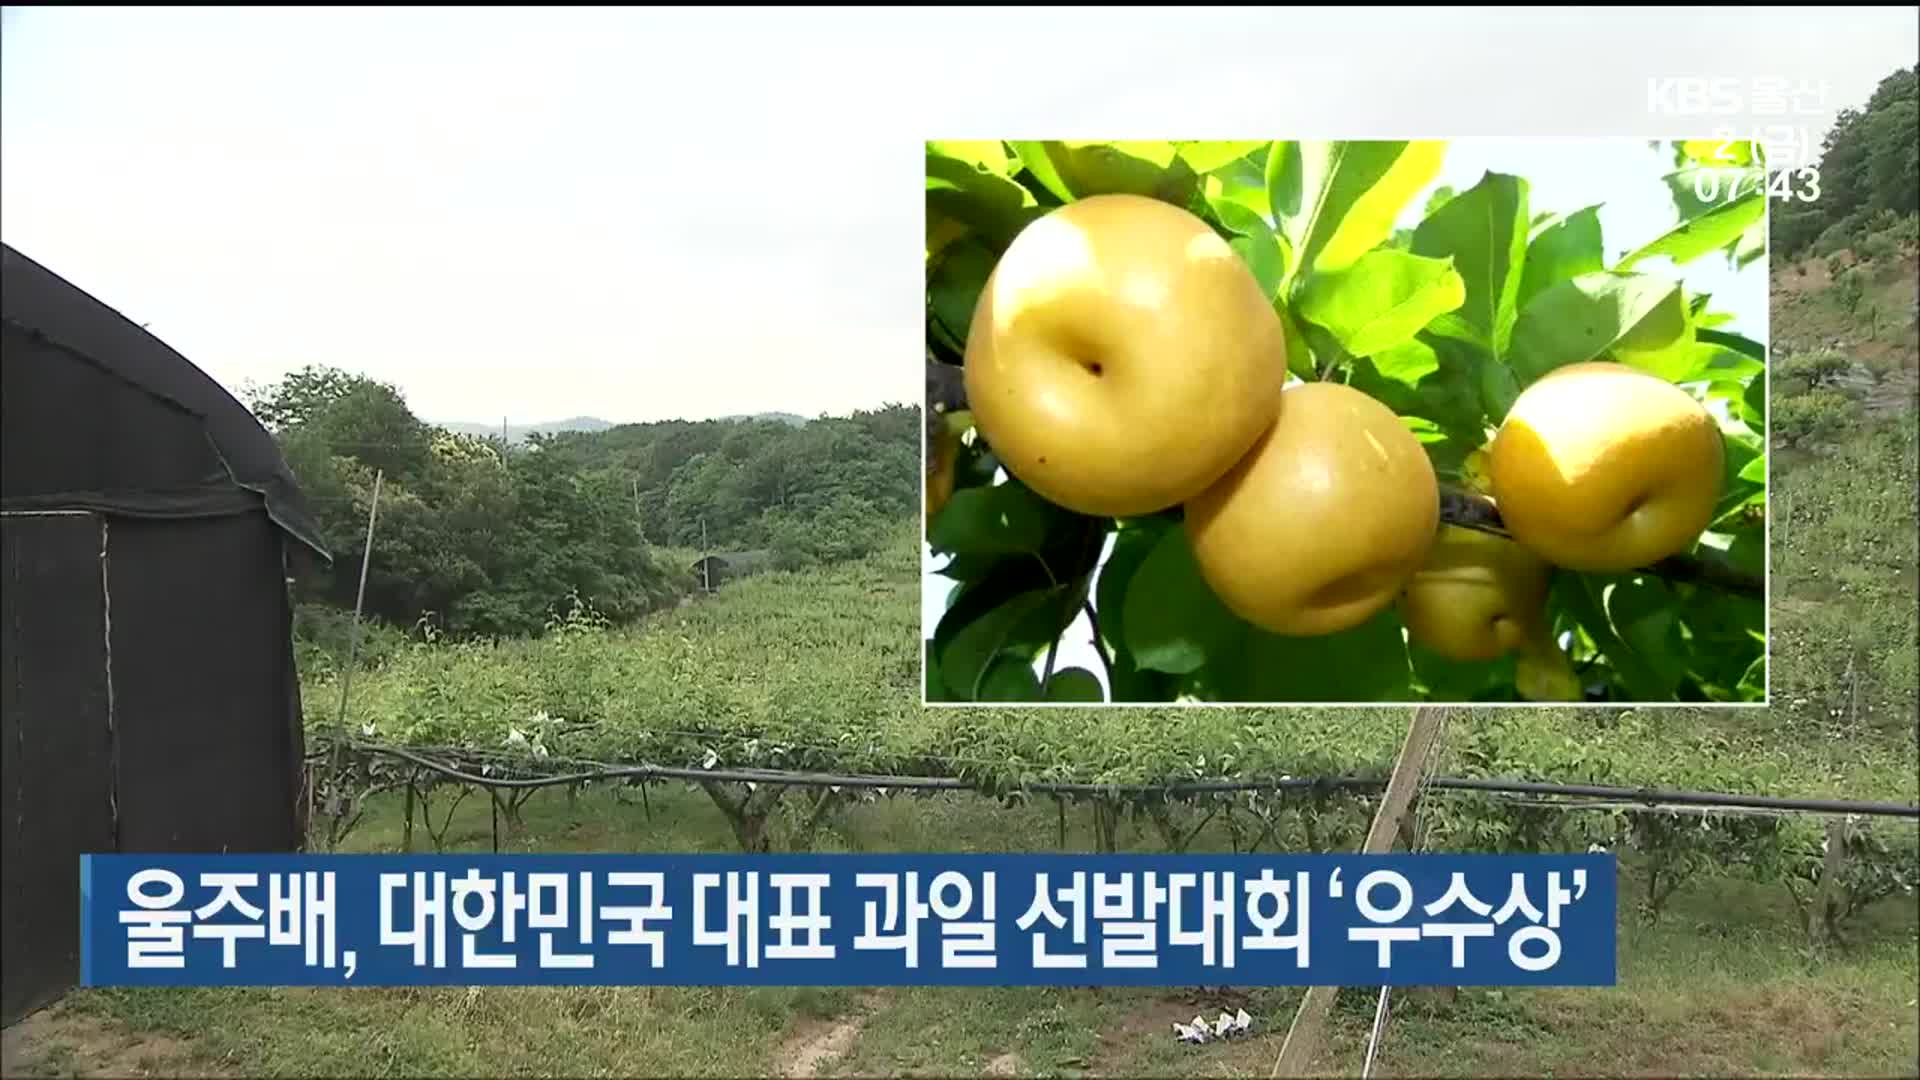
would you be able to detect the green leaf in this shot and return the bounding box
[941,588,1057,699]
[1410,172,1530,359]
[1212,606,1416,703]
[1676,589,1765,701]
[1230,236,1286,303]
[1517,204,1603,310]
[927,147,1041,249]
[1688,346,1764,384]
[1732,219,1766,268]
[1204,154,1272,220]
[1627,340,1736,386]
[1411,642,1519,703]
[1093,518,1168,662]
[1742,373,1765,427]
[1009,141,1075,203]
[1608,285,1700,382]
[1714,435,1761,516]
[1041,667,1105,702]
[1174,140,1268,174]
[927,479,1065,557]
[1213,200,1287,300]
[928,140,1011,174]
[1618,190,1766,270]
[1725,529,1764,579]
[1347,333,1486,440]
[1122,526,1248,676]
[1091,517,1183,703]
[1604,577,1688,696]
[924,640,953,702]
[1698,327,1765,362]
[1368,335,1443,390]
[1507,271,1684,384]
[1280,305,1317,382]
[1295,250,1467,358]
[1020,141,1200,205]
[977,656,1042,702]
[1479,360,1521,424]
[1554,574,1670,702]
[1298,320,1355,381]
[926,236,997,352]
[1269,140,1448,289]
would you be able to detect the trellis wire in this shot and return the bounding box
[333,741,1920,819]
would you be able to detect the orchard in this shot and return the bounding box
[925,140,1769,705]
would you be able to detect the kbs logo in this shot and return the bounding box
[1646,77,1744,116]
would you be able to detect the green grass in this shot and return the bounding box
[12,784,1915,1079]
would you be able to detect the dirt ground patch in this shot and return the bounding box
[982,1050,1025,1076]
[2,1006,226,1079]
[777,989,891,1079]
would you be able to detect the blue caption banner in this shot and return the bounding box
[80,853,1616,988]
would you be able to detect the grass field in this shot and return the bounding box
[5,244,1918,1078]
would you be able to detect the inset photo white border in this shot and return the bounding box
[923,135,1776,709]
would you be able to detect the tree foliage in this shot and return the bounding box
[925,139,1768,704]
[246,367,917,640]
[1770,66,1920,258]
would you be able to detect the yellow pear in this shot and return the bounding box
[926,423,959,525]
[1399,525,1583,701]
[1513,640,1583,702]
[1488,361,1724,573]
[963,194,1288,519]
[1398,525,1553,663]
[1185,381,1440,637]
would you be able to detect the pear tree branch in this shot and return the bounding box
[1440,489,1763,597]
[925,359,1763,599]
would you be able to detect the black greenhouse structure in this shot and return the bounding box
[1,243,332,1026]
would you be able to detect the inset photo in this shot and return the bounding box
[924,139,1769,706]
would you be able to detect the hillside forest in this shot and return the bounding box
[1770,65,1919,259]
[241,365,918,643]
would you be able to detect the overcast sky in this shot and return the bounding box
[4,7,1915,429]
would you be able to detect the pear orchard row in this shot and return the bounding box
[304,550,1909,806]
[959,194,1729,702]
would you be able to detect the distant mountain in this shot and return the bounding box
[438,416,615,443]
[718,411,808,427]
[436,411,809,444]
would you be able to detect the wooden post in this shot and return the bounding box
[1811,816,1849,946]
[1270,706,1447,1079]
[325,468,382,852]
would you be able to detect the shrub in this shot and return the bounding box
[1857,231,1896,263]
[1775,348,1851,390]
[1814,220,1857,258]
[291,599,412,676]
[1890,212,1920,249]
[1834,267,1866,314]
[1773,388,1862,447]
